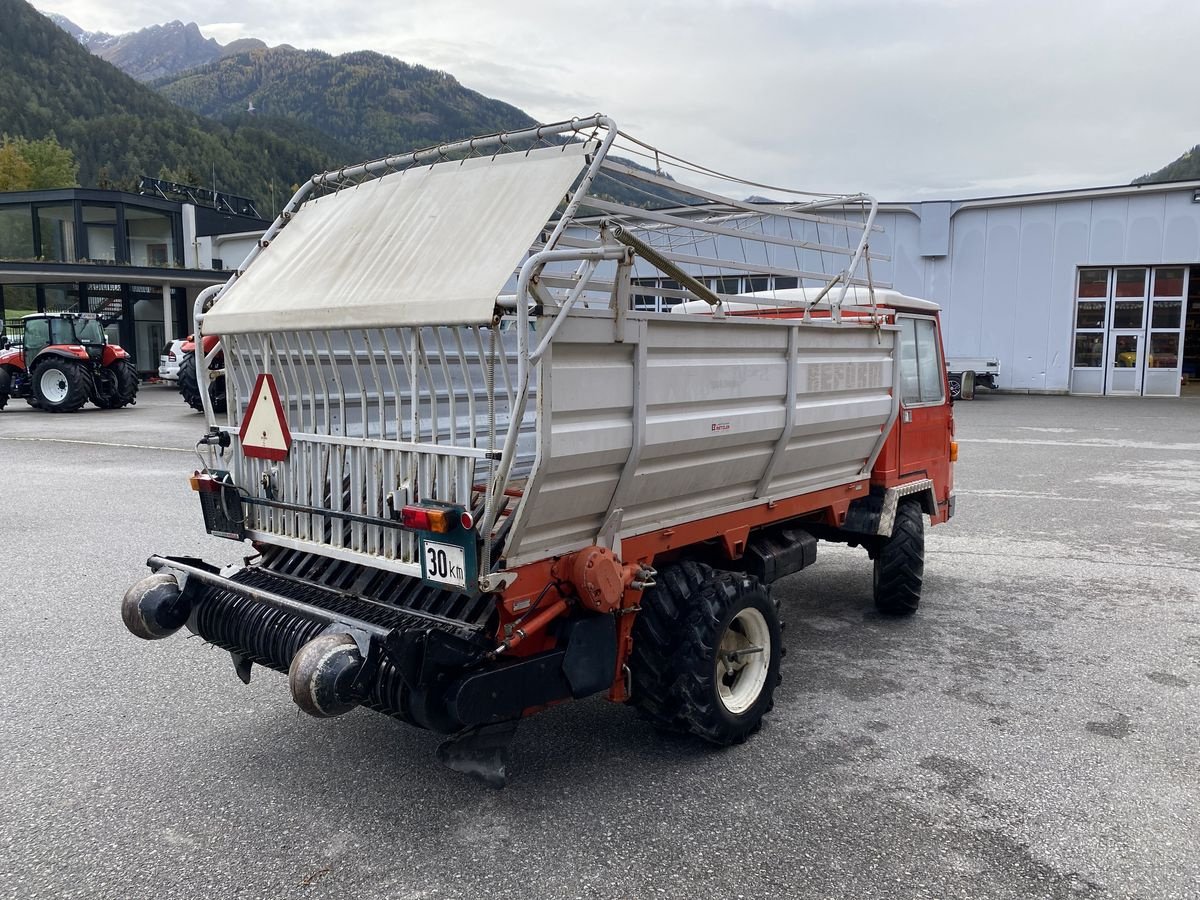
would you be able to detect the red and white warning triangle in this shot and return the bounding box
[239,373,292,461]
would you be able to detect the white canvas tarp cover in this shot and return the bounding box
[203,142,592,333]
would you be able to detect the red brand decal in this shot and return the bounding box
[711,422,731,432]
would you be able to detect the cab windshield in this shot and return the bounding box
[48,317,104,345]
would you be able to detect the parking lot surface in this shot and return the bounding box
[1,387,1198,899]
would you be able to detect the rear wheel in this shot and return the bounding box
[630,562,783,745]
[0,364,11,410]
[178,350,227,414]
[873,499,925,615]
[92,357,139,409]
[948,374,962,400]
[31,357,92,413]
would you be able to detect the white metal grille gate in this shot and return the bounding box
[222,325,532,573]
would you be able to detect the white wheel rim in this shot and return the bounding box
[40,367,70,403]
[715,606,771,715]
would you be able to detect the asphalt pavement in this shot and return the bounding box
[0,385,1197,899]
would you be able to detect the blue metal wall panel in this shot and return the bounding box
[1126,194,1166,262]
[1015,206,1057,391]
[980,208,1021,387]
[1163,193,1200,261]
[1087,197,1128,262]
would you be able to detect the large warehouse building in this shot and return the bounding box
[863,179,1200,398]
[7,176,1195,397]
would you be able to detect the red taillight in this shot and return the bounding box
[401,505,452,533]
[168,351,177,361]
[460,510,474,529]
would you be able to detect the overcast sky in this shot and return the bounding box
[32,0,1200,200]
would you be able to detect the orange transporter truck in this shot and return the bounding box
[121,117,955,785]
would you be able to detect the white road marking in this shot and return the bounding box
[958,437,1200,451]
[0,436,191,453]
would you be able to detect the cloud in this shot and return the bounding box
[30,0,1200,199]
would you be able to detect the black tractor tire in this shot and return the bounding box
[873,499,925,615]
[947,374,962,401]
[0,364,10,410]
[177,350,204,412]
[92,357,139,409]
[629,561,783,746]
[209,372,227,414]
[178,350,227,414]
[30,356,92,413]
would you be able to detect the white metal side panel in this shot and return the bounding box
[511,332,636,552]
[505,314,895,565]
[765,332,895,496]
[204,143,590,334]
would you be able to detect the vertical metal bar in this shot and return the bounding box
[378,328,405,441]
[302,336,331,436]
[365,445,378,556]
[433,328,459,444]
[470,326,490,446]
[288,330,320,435]
[415,329,440,444]
[756,326,799,498]
[344,330,369,439]
[363,330,388,440]
[452,328,478,448]
[322,330,348,437]
[331,443,345,549]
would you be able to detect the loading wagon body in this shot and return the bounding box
[121,116,955,783]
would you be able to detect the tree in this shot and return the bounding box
[0,134,79,190]
[0,140,34,190]
[21,134,79,188]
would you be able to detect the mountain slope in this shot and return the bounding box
[1134,146,1200,184]
[154,46,536,160]
[2,0,333,205]
[96,20,223,81]
[48,13,266,81]
[28,6,688,208]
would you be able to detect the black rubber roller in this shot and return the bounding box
[122,573,190,640]
[288,633,363,718]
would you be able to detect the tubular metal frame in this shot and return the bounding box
[189,116,888,588]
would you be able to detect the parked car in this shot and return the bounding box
[158,338,186,382]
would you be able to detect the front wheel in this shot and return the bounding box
[873,499,925,615]
[630,562,783,745]
[31,357,92,413]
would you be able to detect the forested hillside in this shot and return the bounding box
[153,46,536,160]
[17,1,689,210]
[1134,146,1200,184]
[2,0,333,206]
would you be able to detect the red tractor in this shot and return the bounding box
[177,334,226,414]
[0,313,138,413]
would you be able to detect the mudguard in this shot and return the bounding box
[35,346,90,362]
[100,345,129,365]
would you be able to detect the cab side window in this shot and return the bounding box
[24,318,49,356]
[899,316,945,405]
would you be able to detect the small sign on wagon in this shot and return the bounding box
[239,373,291,461]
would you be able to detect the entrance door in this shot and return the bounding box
[1106,332,1143,395]
[1143,267,1187,397]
